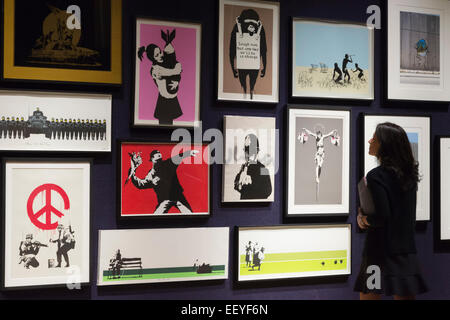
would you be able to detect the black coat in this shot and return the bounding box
[365,166,417,255]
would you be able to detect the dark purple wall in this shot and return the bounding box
[1,0,450,300]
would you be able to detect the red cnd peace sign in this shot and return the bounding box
[27,184,70,230]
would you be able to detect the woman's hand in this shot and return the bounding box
[357,207,370,230]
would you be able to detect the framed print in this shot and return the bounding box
[235,224,351,283]
[222,115,276,203]
[118,140,210,219]
[439,137,450,240]
[1,159,91,290]
[292,18,374,100]
[133,18,201,128]
[97,227,229,286]
[387,0,450,101]
[218,0,280,103]
[363,114,431,221]
[0,90,112,153]
[286,106,351,217]
[2,0,122,85]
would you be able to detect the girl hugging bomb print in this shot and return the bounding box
[138,30,183,125]
[134,19,201,128]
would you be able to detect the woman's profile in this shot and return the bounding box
[354,122,428,300]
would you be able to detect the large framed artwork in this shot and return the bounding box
[292,18,374,100]
[1,159,91,290]
[235,224,351,284]
[387,0,450,101]
[222,115,276,203]
[286,106,351,217]
[362,114,431,221]
[438,137,450,240]
[133,18,201,128]
[2,0,122,85]
[0,90,112,152]
[218,0,280,103]
[97,227,229,286]
[118,140,210,219]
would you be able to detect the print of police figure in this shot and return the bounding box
[229,8,267,100]
[234,134,272,200]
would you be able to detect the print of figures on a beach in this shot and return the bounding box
[244,241,265,271]
[293,19,373,99]
[135,19,200,127]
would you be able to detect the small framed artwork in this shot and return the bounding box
[133,17,201,128]
[2,0,122,85]
[97,227,229,286]
[1,159,91,290]
[222,115,276,203]
[438,137,450,240]
[118,140,210,219]
[292,18,374,100]
[362,114,431,221]
[387,0,450,101]
[286,106,351,217]
[0,90,112,153]
[235,224,351,284]
[218,0,280,103]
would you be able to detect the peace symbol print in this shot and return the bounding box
[27,184,70,231]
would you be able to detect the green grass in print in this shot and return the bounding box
[240,250,347,276]
[103,265,226,282]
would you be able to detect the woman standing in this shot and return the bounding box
[354,122,428,300]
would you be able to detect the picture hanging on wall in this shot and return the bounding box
[222,115,276,203]
[133,18,201,128]
[118,140,210,219]
[438,136,450,240]
[387,0,450,101]
[2,0,122,85]
[292,18,374,100]
[1,159,91,290]
[235,224,351,284]
[97,227,229,286]
[362,114,431,221]
[0,90,112,153]
[218,0,280,103]
[286,106,351,217]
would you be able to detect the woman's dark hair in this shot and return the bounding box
[138,44,159,64]
[375,122,420,191]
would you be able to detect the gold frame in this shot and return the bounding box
[3,0,122,85]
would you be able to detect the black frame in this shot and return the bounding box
[290,17,375,101]
[116,139,212,221]
[285,104,352,218]
[131,16,203,129]
[1,0,123,87]
[1,157,92,291]
[233,223,352,286]
[0,88,113,153]
[360,113,432,222]
[216,0,280,105]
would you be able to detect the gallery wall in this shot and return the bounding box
[1,0,450,300]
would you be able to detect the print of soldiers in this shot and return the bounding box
[6,117,13,139]
[0,117,6,138]
[19,117,26,139]
[101,120,107,141]
[11,117,17,139]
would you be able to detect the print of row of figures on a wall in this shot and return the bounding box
[0,108,107,141]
